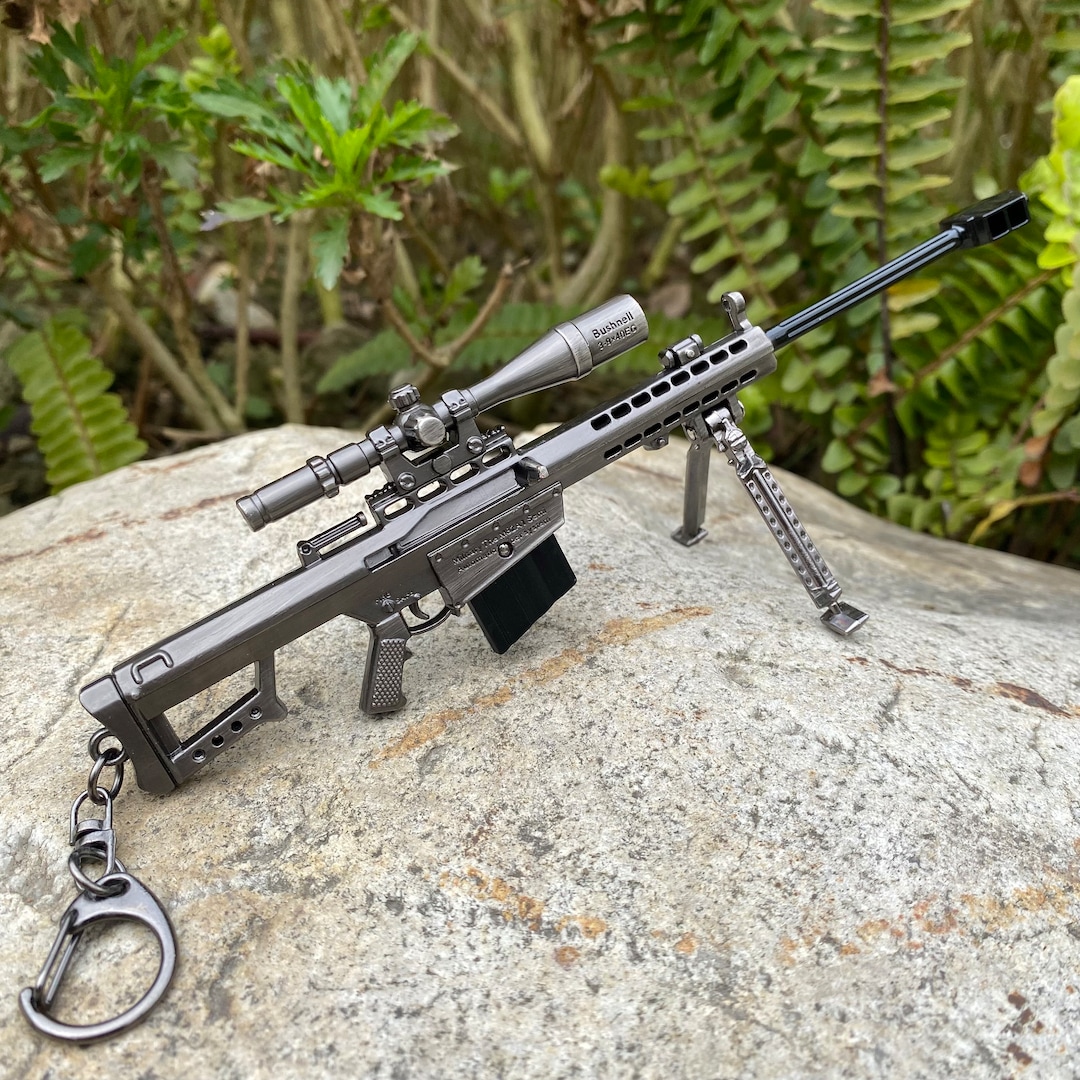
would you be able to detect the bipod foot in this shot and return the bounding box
[821,601,869,636]
[671,525,708,547]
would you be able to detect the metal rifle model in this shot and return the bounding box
[21,190,1029,1043]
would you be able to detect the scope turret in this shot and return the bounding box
[235,295,650,531]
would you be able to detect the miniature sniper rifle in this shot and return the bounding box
[81,191,1029,796]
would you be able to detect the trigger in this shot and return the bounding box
[408,601,429,620]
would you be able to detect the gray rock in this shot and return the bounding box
[2,425,1079,1079]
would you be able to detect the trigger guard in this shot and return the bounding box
[406,605,454,635]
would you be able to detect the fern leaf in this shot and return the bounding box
[316,329,413,394]
[6,318,146,492]
[601,4,821,319]
[810,0,975,257]
[1025,76,1080,465]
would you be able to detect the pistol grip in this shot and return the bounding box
[361,614,411,715]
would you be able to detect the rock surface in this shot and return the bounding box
[2,425,1079,1079]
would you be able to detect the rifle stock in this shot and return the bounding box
[80,192,1030,794]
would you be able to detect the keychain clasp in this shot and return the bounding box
[19,869,177,1044]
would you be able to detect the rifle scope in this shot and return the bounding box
[236,295,649,531]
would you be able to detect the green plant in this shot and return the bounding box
[5,317,146,491]
[604,1,814,322]
[194,31,533,421]
[962,73,1080,547]
[0,3,1073,565]
[595,0,1077,563]
[196,33,457,288]
[0,21,244,446]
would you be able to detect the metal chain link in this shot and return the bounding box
[86,729,127,804]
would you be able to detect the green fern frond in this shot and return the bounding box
[1024,75,1080,486]
[317,329,413,394]
[453,304,580,372]
[809,0,972,260]
[854,231,1063,535]
[599,3,816,319]
[6,318,146,492]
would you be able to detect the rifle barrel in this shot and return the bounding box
[766,190,1029,351]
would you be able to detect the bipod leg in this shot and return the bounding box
[703,405,868,636]
[671,416,712,547]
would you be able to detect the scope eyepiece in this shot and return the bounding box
[236,440,380,530]
[236,456,338,531]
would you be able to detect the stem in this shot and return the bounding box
[503,7,553,173]
[1005,8,1047,187]
[947,1,985,197]
[393,231,424,307]
[258,216,278,284]
[131,349,152,435]
[555,69,593,124]
[279,216,308,424]
[416,0,441,108]
[13,247,55,306]
[316,281,345,327]
[234,233,252,419]
[219,0,255,78]
[271,0,304,58]
[443,262,515,359]
[532,173,564,297]
[876,0,907,477]
[148,426,224,446]
[642,215,685,292]
[314,0,366,83]
[381,262,517,371]
[381,297,441,367]
[89,4,113,54]
[20,153,68,236]
[501,5,563,294]
[909,269,1056,393]
[555,80,628,308]
[401,200,450,278]
[143,172,244,433]
[386,3,524,151]
[4,33,22,119]
[89,272,224,434]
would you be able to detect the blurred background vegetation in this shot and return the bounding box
[0,0,1078,567]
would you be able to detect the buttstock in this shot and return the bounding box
[81,654,287,794]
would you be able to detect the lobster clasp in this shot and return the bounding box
[19,871,176,1044]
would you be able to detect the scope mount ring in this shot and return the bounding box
[306,456,340,499]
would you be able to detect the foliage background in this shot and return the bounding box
[0,0,1078,567]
